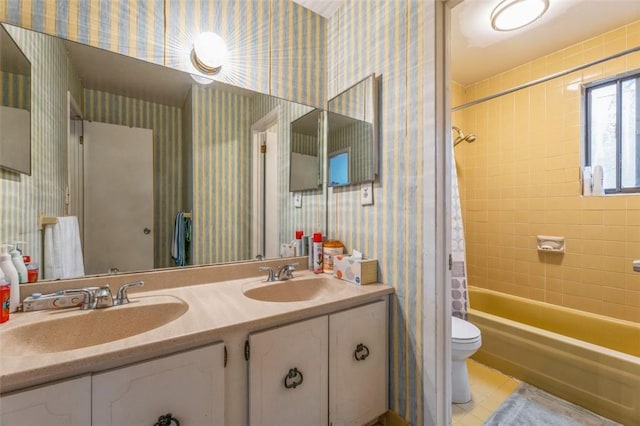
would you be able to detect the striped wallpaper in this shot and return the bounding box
[327,118,374,184]
[1,1,325,106]
[190,85,252,265]
[327,1,426,423]
[83,88,184,269]
[291,133,318,157]
[0,71,30,109]
[0,24,79,269]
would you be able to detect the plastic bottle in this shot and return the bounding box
[582,166,592,196]
[295,230,303,257]
[27,260,39,283]
[0,245,20,313]
[307,236,314,270]
[313,233,324,274]
[323,240,345,273]
[1,279,10,322]
[10,247,28,284]
[592,165,604,195]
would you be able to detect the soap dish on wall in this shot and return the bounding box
[537,235,565,253]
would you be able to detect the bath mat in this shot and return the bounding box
[483,383,621,426]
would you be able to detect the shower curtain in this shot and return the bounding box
[451,148,469,319]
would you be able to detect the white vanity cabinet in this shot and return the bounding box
[92,343,225,426]
[329,300,388,425]
[0,376,91,426]
[248,299,388,426]
[248,316,329,426]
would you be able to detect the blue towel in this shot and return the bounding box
[171,212,191,266]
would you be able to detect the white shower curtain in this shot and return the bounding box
[451,148,469,319]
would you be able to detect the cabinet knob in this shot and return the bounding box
[283,367,304,389]
[354,343,370,361]
[154,413,180,426]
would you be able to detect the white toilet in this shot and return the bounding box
[451,316,482,403]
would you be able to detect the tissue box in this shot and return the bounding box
[333,255,378,285]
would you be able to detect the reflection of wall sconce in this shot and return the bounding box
[191,32,227,77]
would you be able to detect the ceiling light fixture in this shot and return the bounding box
[191,32,228,76]
[490,0,549,32]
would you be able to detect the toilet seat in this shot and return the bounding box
[452,316,481,343]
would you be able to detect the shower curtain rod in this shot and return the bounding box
[452,44,640,112]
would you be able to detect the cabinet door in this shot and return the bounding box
[0,376,91,426]
[249,316,328,426]
[92,343,225,426]
[329,300,388,426]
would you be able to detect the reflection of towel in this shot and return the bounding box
[171,212,191,266]
[44,216,85,279]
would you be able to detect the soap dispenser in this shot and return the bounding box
[10,245,28,284]
[0,245,20,312]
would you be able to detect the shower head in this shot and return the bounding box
[452,126,476,146]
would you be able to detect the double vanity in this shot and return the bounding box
[0,259,393,425]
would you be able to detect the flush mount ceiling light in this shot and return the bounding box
[191,32,227,76]
[490,0,549,32]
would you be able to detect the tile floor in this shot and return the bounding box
[452,359,520,426]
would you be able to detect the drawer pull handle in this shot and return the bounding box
[154,413,180,426]
[354,343,370,361]
[284,367,304,389]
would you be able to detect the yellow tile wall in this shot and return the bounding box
[455,20,640,323]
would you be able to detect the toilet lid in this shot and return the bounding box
[452,316,480,340]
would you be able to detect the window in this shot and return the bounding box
[585,71,640,193]
[328,150,349,186]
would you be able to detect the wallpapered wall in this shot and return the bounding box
[454,19,640,324]
[0,71,29,109]
[327,1,426,423]
[0,25,79,269]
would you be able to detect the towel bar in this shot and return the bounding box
[38,215,59,229]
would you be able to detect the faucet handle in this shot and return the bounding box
[115,280,144,305]
[258,266,277,282]
[278,263,299,280]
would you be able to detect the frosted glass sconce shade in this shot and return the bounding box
[191,32,227,75]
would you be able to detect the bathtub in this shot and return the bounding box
[467,286,640,426]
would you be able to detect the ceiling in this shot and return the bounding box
[294,0,640,87]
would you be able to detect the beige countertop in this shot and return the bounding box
[0,269,393,394]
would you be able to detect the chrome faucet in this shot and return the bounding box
[258,263,298,282]
[23,281,145,312]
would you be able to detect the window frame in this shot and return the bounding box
[584,69,640,194]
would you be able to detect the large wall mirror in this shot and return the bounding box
[0,23,30,174]
[0,22,326,283]
[326,74,379,187]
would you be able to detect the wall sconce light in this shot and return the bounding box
[490,0,549,32]
[191,32,228,76]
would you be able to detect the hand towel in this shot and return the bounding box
[172,212,188,266]
[44,216,85,279]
